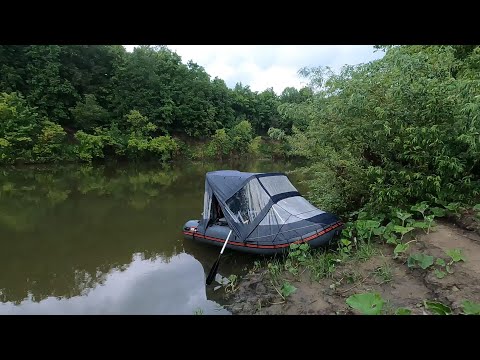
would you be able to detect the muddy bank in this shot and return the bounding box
[225,219,480,315]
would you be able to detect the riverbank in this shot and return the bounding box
[223,216,480,315]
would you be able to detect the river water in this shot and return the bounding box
[0,159,307,315]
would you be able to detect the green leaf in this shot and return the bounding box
[299,243,309,251]
[417,254,434,269]
[394,243,409,255]
[407,253,434,269]
[462,300,480,315]
[446,265,454,274]
[373,226,386,236]
[396,211,413,222]
[473,204,480,212]
[425,214,435,222]
[446,248,466,262]
[431,207,447,217]
[424,300,452,315]
[393,225,415,235]
[357,211,369,220]
[384,221,395,235]
[290,243,299,250]
[435,258,446,266]
[444,203,461,213]
[395,308,412,315]
[346,292,385,315]
[365,220,381,229]
[386,235,398,245]
[412,221,429,229]
[411,202,429,214]
[407,256,416,268]
[341,238,352,246]
[434,269,446,279]
[288,250,301,258]
[281,282,297,298]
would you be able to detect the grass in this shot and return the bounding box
[341,269,362,285]
[374,261,394,284]
[307,251,338,280]
[354,241,379,262]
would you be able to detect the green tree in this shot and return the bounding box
[70,94,111,131]
[110,46,180,133]
[285,45,480,213]
[230,120,253,150]
[0,92,69,164]
[206,129,232,159]
[24,46,79,123]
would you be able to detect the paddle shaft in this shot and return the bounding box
[206,229,232,285]
[220,230,232,254]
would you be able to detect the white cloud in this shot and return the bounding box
[0,253,230,315]
[123,45,384,94]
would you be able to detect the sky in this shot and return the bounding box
[0,253,230,315]
[123,45,384,94]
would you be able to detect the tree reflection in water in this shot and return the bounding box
[0,159,303,313]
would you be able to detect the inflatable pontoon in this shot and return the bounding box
[183,170,343,255]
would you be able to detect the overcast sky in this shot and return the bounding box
[123,45,384,94]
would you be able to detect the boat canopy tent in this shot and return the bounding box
[197,170,338,244]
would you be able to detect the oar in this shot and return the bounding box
[206,229,233,285]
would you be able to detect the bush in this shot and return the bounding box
[206,128,232,159]
[230,120,253,150]
[248,136,262,156]
[148,135,179,162]
[32,120,68,162]
[70,94,111,131]
[0,92,69,164]
[267,127,286,141]
[285,45,480,214]
[74,130,104,162]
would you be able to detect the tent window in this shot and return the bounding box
[259,204,291,226]
[259,175,297,196]
[277,196,324,216]
[226,178,270,224]
[259,199,325,226]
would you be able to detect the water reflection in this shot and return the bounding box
[0,159,304,314]
[0,253,229,315]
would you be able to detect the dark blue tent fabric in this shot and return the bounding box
[197,170,260,240]
[206,170,258,202]
[197,170,339,244]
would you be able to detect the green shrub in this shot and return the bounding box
[285,45,480,214]
[230,120,253,150]
[74,130,104,162]
[0,92,69,164]
[206,128,232,159]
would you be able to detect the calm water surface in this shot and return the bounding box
[0,159,306,314]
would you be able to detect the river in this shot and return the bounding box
[0,159,307,315]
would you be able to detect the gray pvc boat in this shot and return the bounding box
[183,170,343,255]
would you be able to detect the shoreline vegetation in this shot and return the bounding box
[2,45,480,315]
[0,45,301,166]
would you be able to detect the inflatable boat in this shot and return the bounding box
[183,170,343,255]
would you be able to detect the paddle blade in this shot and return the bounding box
[205,256,221,285]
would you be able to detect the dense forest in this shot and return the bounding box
[1,44,479,217]
[0,45,311,164]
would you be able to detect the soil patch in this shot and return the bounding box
[225,220,480,315]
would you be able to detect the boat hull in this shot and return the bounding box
[183,219,343,255]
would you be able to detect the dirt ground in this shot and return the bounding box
[225,218,480,315]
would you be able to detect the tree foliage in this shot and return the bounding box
[0,45,297,164]
[284,45,480,213]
